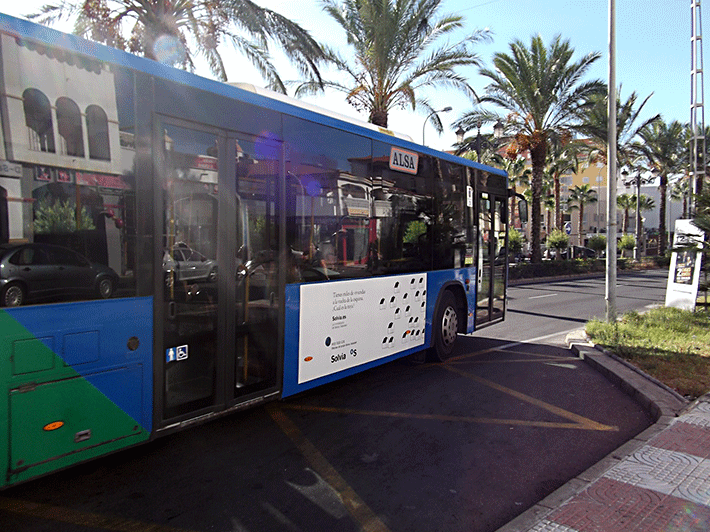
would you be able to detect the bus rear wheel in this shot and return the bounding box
[429,290,459,362]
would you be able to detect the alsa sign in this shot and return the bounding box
[389,147,418,175]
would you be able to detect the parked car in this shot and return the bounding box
[163,243,217,283]
[0,243,119,307]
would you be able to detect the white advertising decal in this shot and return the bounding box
[298,274,427,384]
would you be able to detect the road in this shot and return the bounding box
[1,271,669,532]
[501,269,669,342]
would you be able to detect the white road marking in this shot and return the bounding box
[529,293,557,299]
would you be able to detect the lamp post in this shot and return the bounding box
[422,106,452,146]
[473,120,504,163]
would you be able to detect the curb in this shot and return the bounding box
[507,267,664,287]
[495,338,689,532]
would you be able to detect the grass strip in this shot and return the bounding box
[586,306,710,399]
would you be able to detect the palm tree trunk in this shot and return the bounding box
[530,142,546,263]
[554,176,562,230]
[578,204,584,247]
[659,173,667,255]
[370,108,388,128]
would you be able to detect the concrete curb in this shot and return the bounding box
[495,338,689,532]
[507,267,663,287]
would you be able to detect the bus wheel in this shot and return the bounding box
[429,290,458,362]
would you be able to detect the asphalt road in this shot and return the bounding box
[1,271,669,532]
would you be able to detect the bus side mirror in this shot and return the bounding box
[516,195,528,224]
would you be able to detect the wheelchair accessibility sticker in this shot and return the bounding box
[166,345,189,363]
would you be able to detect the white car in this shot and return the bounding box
[163,244,217,283]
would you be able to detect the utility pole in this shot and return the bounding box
[606,0,617,322]
[691,0,706,210]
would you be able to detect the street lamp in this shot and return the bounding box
[422,107,452,146]
[475,120,504,163]
[456,126,465,145]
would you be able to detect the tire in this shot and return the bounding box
[429,290,459,362]
[2,282,26,307]
[97,277,114,299]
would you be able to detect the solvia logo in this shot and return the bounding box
[389,147,419,175]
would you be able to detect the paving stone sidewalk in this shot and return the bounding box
[498,340,709,532]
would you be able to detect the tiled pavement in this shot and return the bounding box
[498,340,709,532]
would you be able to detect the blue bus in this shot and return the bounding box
[0,12,511,488]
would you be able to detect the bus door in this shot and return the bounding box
[161,122,222,420]
[160,123,281,423]
[232,133,279,396]
[476,192,507,326]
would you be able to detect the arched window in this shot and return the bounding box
[56,97,84,157]
[86,105,110,161]
[23,88,55,153]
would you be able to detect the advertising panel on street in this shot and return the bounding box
[665,219,705,310]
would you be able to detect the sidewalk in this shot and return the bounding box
[497,338,710,532]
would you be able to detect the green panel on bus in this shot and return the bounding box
[10,371,143,475]
[0,305,152,486]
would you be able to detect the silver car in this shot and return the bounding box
[163,244,217,283]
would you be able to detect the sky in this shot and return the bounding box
[1,1,693,152]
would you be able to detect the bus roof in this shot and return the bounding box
[0,12,506,178]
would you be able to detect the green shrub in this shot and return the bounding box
[546,229,569,259]
[587,235,606,256]
[618,234,635,257]
[508,229,524,255]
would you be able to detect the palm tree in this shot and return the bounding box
[455,35,604,262]
[546,140,583,231]
[635,193,655,251]
[617,193,635,233]
[28,0,326,91]
[670,177,691,219]
[578,88,660,169]
[495,155,530,229]
[638,119,686,255]
[298,0,490,128]
[567,184,598,246]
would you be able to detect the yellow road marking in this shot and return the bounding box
[266,404,391,532]
[447,356,580,365]
[281,404,613,431]
[447,347,574,363]
[0,496,198,532]
[441,365,617,431]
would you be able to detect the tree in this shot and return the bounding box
[545,140,583,231]
[618,234,635,258]
[670,177,690,219]
[546,229,569,260]
[567,184,598,246]
[577,88,660,169]
[34,198,95,233]
[489,154,530,228]
[617,193,635,234]
[455,35,604,262]
[299,0,490,128]
[638,119,686,255]
[28,0,326,92]
[587,234,606,257]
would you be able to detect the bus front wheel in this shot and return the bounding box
[429,290,459,362]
